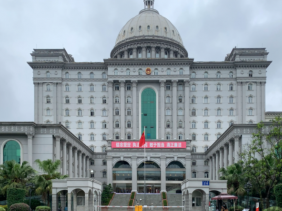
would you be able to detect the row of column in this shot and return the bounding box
[34,82,62,124]
[107,156,192,192]
[209,136,240,180]
[55,136,90,178]
[116,46,183,59]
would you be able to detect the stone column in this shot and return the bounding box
[68,193,72,211]
[161,48,165,58]
[234,136,240,163]
[262,82,266,120]
[242,82,247,123]
[55,136,61,173]
[79,152,83,177]
[205,193,209,211]
[53,83,57,123]
[63,140,67,175]
[184,80,190,139]
[69,146,73,177]
[132,81,137,139]
[152,46,156,58]
[83,155,86,177]
[108,81,113,139]
[34,83,39,123]
[57,83,62,123]
[160,80,165,139]
[237,82,242,123]
[228,141,233,165]
[27,134,33,167]
[85,193,89,211]
[177,53,181,58]
[212,154,216,180]
[256,82,261,121]
[161,156,166,192]
[172,80,178,139]
[219,148,223,170]
[209,157,212,180]
[188,193,193,211]
[224,144,228,168]
[38,83,43,123]
[132,156,137,192]
[124,50,128,59]
[120,81,125,139]
[185,156,191,179]
[73,192,77,211]
[133,48,137,58]
[107,156,113,185]
[117,54,120,59]
[170,50,174,58]
[74,148,78,178]
[142,46,146,58]
[86,157,89,178]
[52,194,57,211]
[215,152,219,180]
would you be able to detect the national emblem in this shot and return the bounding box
[146,68,152,75]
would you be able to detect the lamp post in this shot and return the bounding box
[26,182,36,210]
[244,182,252,209]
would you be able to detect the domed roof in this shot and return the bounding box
[115,8,184,47]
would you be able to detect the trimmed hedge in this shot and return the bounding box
[35,206,51,211]
[0,205,7,211]
[131,192,136,200]
[275,184,282,207]
[10,203,31,211]
[163,200,167,206]
[7,189,26,209]
[24,199,42,210]
[263,207,282,211]
[162,192,166,200]
[129,200,134,206]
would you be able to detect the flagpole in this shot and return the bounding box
[144,126,146,206]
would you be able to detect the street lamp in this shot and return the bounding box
[244,182,252,209]
[26,182,36,210]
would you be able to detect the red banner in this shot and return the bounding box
[111,142,186,149]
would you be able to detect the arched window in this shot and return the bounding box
[204,160,209,165]
[229,71,233,78]
[167,69,171,75]
[166,120,170,128]
[102,133,107,140]
[114,96,119,103]
[65,84,70,91]
[191,72,196,78]
[46,120,50,124]
[46,108,51,116]
[147,48,151,58]
[78,72,82,79]
[139,25,142,30]
[102,121,107,129]
[65,96,70,104]
[249,108,253,115]
[178,96,183,103]
[46,84,51,91]
[102,97,107,104]
[164,27,167,32]
[78,97,82,104]
[78,84,82,92]
[90,97,94,104]
[204,172,209,178]
[165,96,171,103]
[147,25,150,30]
[115,108,119,115]
[217,133,221,139]
[248,120,253,124]
[229,84,233,91]
[154,69,158,75]
[249,70,253,77]
[204,146,209,152]
[204,121,209,129]
[229,108,234,116]
[204,134,208,141]
[204,109,208,116]
[204,84,208,91]
[78,121,82,129]
[191,84,196,91]
[46,96,51,104]
[204,96,208,103]
[229,96,234,103]
[192,121,196,129]
[102,85,107,91]
[166,108,171,115]
[65,121,70,129]
[216,71,221,78]
[166,133,171,140]
[127,121,132,128]
[90,72,94,79]
[178,121,183,128]
[192,109,196,116]
[46,71,50,77]
[78,109,82,116]
[114,69,118,75]
[192,96,196,104]
[102,72,107,78]
[65,72,69,78]
[229,121,234,126]
[178,108,183,115]
[217,96,221,104]
[90,84,94,92]
[178,134,183,140]
[217,108,221,116]
[217,83,221,91]
[192,146,197,153]
[179,69,183,75]
[126,69,130,75]
[126,96,132,103]
[3,140,21,164]
[192,172,197,178]
[217,121,221,128]
[115,121,119,128]
[115,133,120,140]
[90,121,94,129]
[65,109,69,116]
[127,133,131,140]
[204,72,208,78]
[90,145,94,151]
[248,83,253,91]
[78,133,82,140]
[248,96,253,103]
[90,109,94,116]
[127,108,131,115]
[192,133,196,141]
[102,109,107,116]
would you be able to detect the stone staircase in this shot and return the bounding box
[167,194,182,211]
[109,193,131,206]
[135,194,163,210]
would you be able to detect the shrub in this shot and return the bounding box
[129,199,133,206]
[275,184,282,208]
[35,206,51,211]
[7,189,26,209]
[163,200,167,206]
[263,207,282,211]
[0,205,7,211]
[24,199,42,210]
[0,207,5,211]
[130,192,135,200]
[162,192,166,199]
[10,203,31,211]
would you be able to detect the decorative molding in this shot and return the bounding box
[63,78,107,82]
[33,78,62,82]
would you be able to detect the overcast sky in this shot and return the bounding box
[0,0,281,121]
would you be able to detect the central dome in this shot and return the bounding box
[115,9,184,47]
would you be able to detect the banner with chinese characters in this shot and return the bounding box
[111,142,186,149]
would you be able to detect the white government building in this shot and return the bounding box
[0,0,278,210]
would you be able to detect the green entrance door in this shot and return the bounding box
[141,88,157,139]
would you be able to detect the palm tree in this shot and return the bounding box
[0,160,35,195]
[219,161,246,196]
[34,159,67,206]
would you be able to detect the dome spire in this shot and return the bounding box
[144,0,154,9]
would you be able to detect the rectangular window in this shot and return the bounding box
[166,85,171,90]
[102,85,107,91]
[127,84,131,90]
[115,85,119,91]
[178,84,183,91]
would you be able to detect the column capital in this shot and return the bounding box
[159,80,166,85]
[131,80,138,84]
[120,80,125,85]
[107,80,113,85]
[55,136,61,140]
[26,132,34,138]
[172,80,178,84]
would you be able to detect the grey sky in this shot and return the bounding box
[0,0,281,121]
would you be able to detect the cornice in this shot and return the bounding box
[33,77,62,83]
[104,58,194,66]
[63,78,107,82]
[27,62,65,69]
[108,75,190,80]
[28,62,107,70]
[234,61,272,68]
[190,61,272,69]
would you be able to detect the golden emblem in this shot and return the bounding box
[146,67,152,75]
